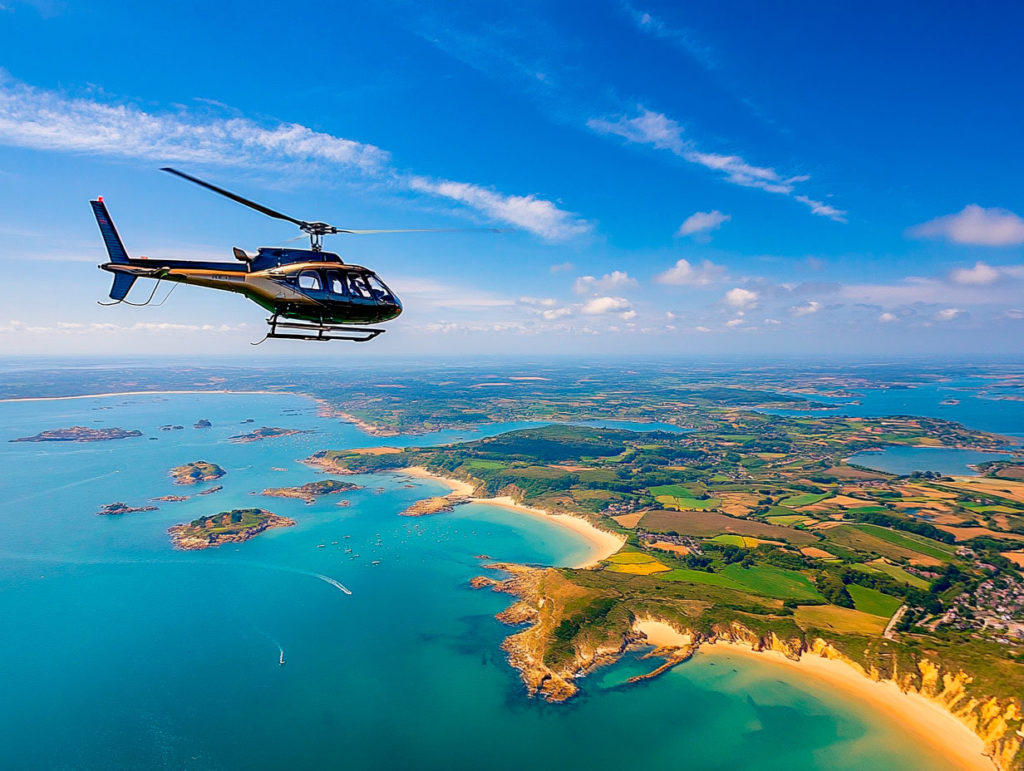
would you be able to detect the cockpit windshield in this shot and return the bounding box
[366,274,395,303]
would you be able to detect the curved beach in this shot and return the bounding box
[403,466,625,568]
[635,620,993,771]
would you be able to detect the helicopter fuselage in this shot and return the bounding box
[100,247,402,326]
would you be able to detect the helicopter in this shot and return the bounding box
[93,168,496,342]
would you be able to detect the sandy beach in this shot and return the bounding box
[403,466,625,568]
[633,620,993,771]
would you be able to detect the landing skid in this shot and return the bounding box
[252,316,386,344]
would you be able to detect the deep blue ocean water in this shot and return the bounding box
[0,389,993,770]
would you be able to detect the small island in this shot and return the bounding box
[197,485,222,496]
[97,501,158,516]
[169,460,226,485]
[168,508,295,550]
[229,426,307,443]
[11,426,142,443]
[194,419,212,428]
[260,479,361,504]
[401,495,466,517]
[152,495,189,502]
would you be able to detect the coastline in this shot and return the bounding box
[634,619,994,771]
[402,466,624,568]
[0,389,290,403]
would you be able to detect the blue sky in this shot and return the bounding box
[1,0,1022,356]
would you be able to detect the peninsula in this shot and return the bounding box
[169,460,226,485]
[11,426,142,442]
[311,413,1024,769]
[168,508,295,550]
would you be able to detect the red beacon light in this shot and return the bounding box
[98,196,104,203]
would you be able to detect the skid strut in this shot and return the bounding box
[253,315,386,344]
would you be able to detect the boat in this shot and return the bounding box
[279,651,285,666]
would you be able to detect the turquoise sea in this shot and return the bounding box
[0,390,984,770]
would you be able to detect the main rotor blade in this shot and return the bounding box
[336,227,511,234]
[161,168,309,229]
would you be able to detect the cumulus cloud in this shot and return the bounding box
[676,210,730,237]
[0,74,589,241]
[725,317,744,328]
[587,106,845,221]
[947,260,1024,286]
[574,270,637,294]
[581,296,631,315]
[790,300,821,316]
[724,287,758,308]
[935,308,964,321]
[879,312,898,323]
[656,258,725,286]
[909,205,1024,246]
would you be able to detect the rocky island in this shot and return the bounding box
[169,460,226,485]
[97,501,158,516]
[260,479,361,504]
[168,508,295,550]
[229,426,307,443]
[11,426,142,442]
[401,495,467,516]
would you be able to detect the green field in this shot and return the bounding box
[720,564,823,600]
[852,524,956,560]
[852,560,930,589]
[766,514,808,526]
[824,525,950,563]
[780,493,830,507]
[847,584,903,617]
[464,459,507,469]
[658,568,747,590]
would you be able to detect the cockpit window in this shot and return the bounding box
[327,271,347,296]
[367,275,395,303]
[297,270,321,291]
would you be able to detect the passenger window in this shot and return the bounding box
[348,274,371,299]
[298,271,321,291]
[327,271,347,296]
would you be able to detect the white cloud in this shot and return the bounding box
[587,108,686,154]
[724,287,758,308]
[763,318,781,326]
[581,296,631,315]
[794,195,848,223]
[790,300,821,317]
[695,325,711,333]
[950,260,1007,284]
[574,270,637,294]
[725,317,744,328]
[0,74,589,242]
[935,308,964,321]
[542,306,574,320]
[909,205,1024,246]
[623,3,717,70]
[0,73,387,172]
[878,312,898,323]
[656,258,725,286]
[407,177,592,241]
[620,309,637,320]
[677,210,730,237]
[588,107,844,221]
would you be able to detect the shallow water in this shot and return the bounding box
[0,392,968,770]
